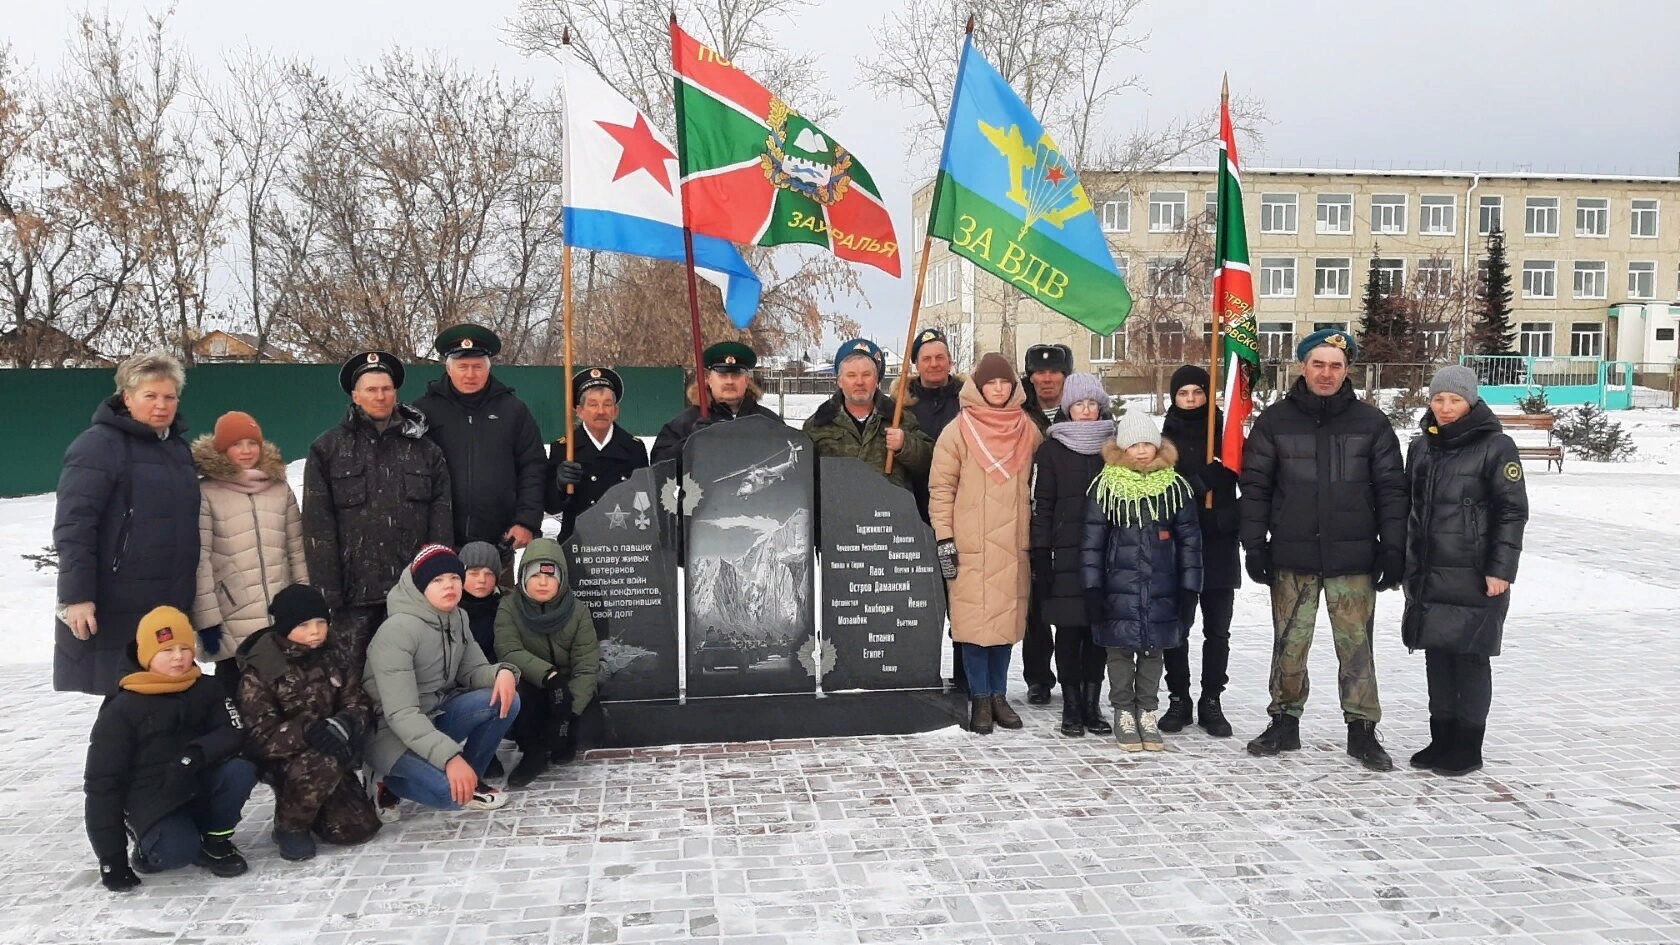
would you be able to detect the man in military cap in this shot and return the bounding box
[904,328,965,519]
[650,341,782,466]
[1240,327,1408,771]
[413,324,548,565]
[548,367,650,541]
[803,338,932,490]
[303,351,454,675]
[1020,342,1074,703]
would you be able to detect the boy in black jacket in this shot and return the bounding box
[84,606,257,892]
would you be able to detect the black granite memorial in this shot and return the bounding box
[562,461,681,701]
[817,456,945,691]
[680,415,816,698]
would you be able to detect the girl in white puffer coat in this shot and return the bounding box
[191,411,308,696]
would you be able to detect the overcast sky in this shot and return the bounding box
[10,0,1680,346]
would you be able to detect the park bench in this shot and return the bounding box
[1501,413,1564,472]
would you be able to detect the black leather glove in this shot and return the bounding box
[305,716,357,767]
[554,460,584,490]
[936,540,958,580]
[100,860,141,892]
[1373,544,1405,592]
[542,670,575,717]
[198,624,225,660]
[1243,546,1272,587]
[1029,549,1052,599]
[1202,460,1239,493]
[1083,588,1107,625]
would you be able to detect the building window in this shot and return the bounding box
[1371,194,1407,234]
[1317,194,1353,234]
[1314,257,1351,298]
[1417,258,1453,297]
[1476,257,1489,289]
[1371,258,1405,295]
[1090,330,1124,363]
[209,338,228,357]
[1149,192,1186,232]
[1313,321,1351,333]
[1257,321,1294,361]
[1575,198,1609,237]
[1420,195,1456,235]
[1628,260,1656,300]
[1658,328,1677,342]
[1203,191,1218,230]
[1419,322,1451,359]
[1149,258,1186,297]
[1260,258,1296,297]
[1519,322,1554,358]
[1478,195,1503,235]
[1100,196,1130,233]
[1632,199,1659,238]
[1260,193,1298,234]
[1570,322,1604,357]
[1525,197,1559,236]
[1572,260,1607,299]
[1522,260,1557,299]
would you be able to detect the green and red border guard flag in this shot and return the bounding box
[670,24,901,276]
[1212,79,1261,471]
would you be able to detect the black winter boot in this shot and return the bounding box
[197,832,249,878]
[1245,714,1301,756]
[969,698,994,735]
[507,749,550,788]
[1347,720,1395,772]
[1197,693,1233,737]
[1432,724,1484,776]
[1026,683,1053,706]
[1059,691,1085,737]
[1158,693,1193,733]
[1080,683,1112,736]
[1409,718,1454,769]
[273,828,316,862]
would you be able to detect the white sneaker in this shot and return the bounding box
[1114,710,1143,752]
[1139,710,1165,751]
[464,781,508,811]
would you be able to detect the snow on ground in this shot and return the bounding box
[1,411,1678,943]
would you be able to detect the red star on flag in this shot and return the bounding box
[1045,164,1066,185]
[597,114,677,193]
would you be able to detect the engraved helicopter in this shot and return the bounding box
[714,443,804,497]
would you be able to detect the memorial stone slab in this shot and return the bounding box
[817,456,945,691]
[681,415,816,698]
[563,462,681,701]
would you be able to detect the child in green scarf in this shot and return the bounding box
[1080,411,1203,753]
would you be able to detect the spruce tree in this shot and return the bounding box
[1469,227,1516,355]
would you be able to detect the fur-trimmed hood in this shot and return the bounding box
[191,435,288,484]
[1101,437,1179,473]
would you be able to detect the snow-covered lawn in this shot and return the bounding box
[0,411,1676,943]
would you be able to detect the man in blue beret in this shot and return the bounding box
[802,338,932,490]
[1238,327,1408,771]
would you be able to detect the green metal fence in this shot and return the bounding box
[1,363,683,498]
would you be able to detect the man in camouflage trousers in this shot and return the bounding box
[1237,329,1408,771]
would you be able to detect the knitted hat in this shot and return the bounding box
[1170,365,1210,396]
[1428,365,1481,405]
[459,541,502,573]
[269,583,330,636]
[410,544,465,590]
[1059,373,1108,412]
[1112,410,1162,449]
[136,606,196,669]
[212,411,262,453]
[518,538,567,588]
[521,556,560,585]
[970,352,1015,389]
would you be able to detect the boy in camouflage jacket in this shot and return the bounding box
[236,583,381,861]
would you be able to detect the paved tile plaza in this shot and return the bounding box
[2,483,1678,945]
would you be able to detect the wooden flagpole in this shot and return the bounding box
[1205,74,1228,509]
[671,13,710,419]
[561,29,578,493]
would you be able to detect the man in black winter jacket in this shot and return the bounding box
[1019,343,1072,703]
[1238,329,1408,771]
[413,325,549,559]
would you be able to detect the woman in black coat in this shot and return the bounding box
[54,350,202,696]
[1401,366,1528,777]
[1029,373,1114,737]
[1158,365,1241,737]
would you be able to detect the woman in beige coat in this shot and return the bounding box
[192,411,308,696]
[928,353,1042,735]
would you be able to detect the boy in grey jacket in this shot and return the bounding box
[363,545,521,820]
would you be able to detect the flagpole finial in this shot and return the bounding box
[1221,72,1229,101]
[669,10,678,26]
[563,27,570,44]
[965,15,975,34]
